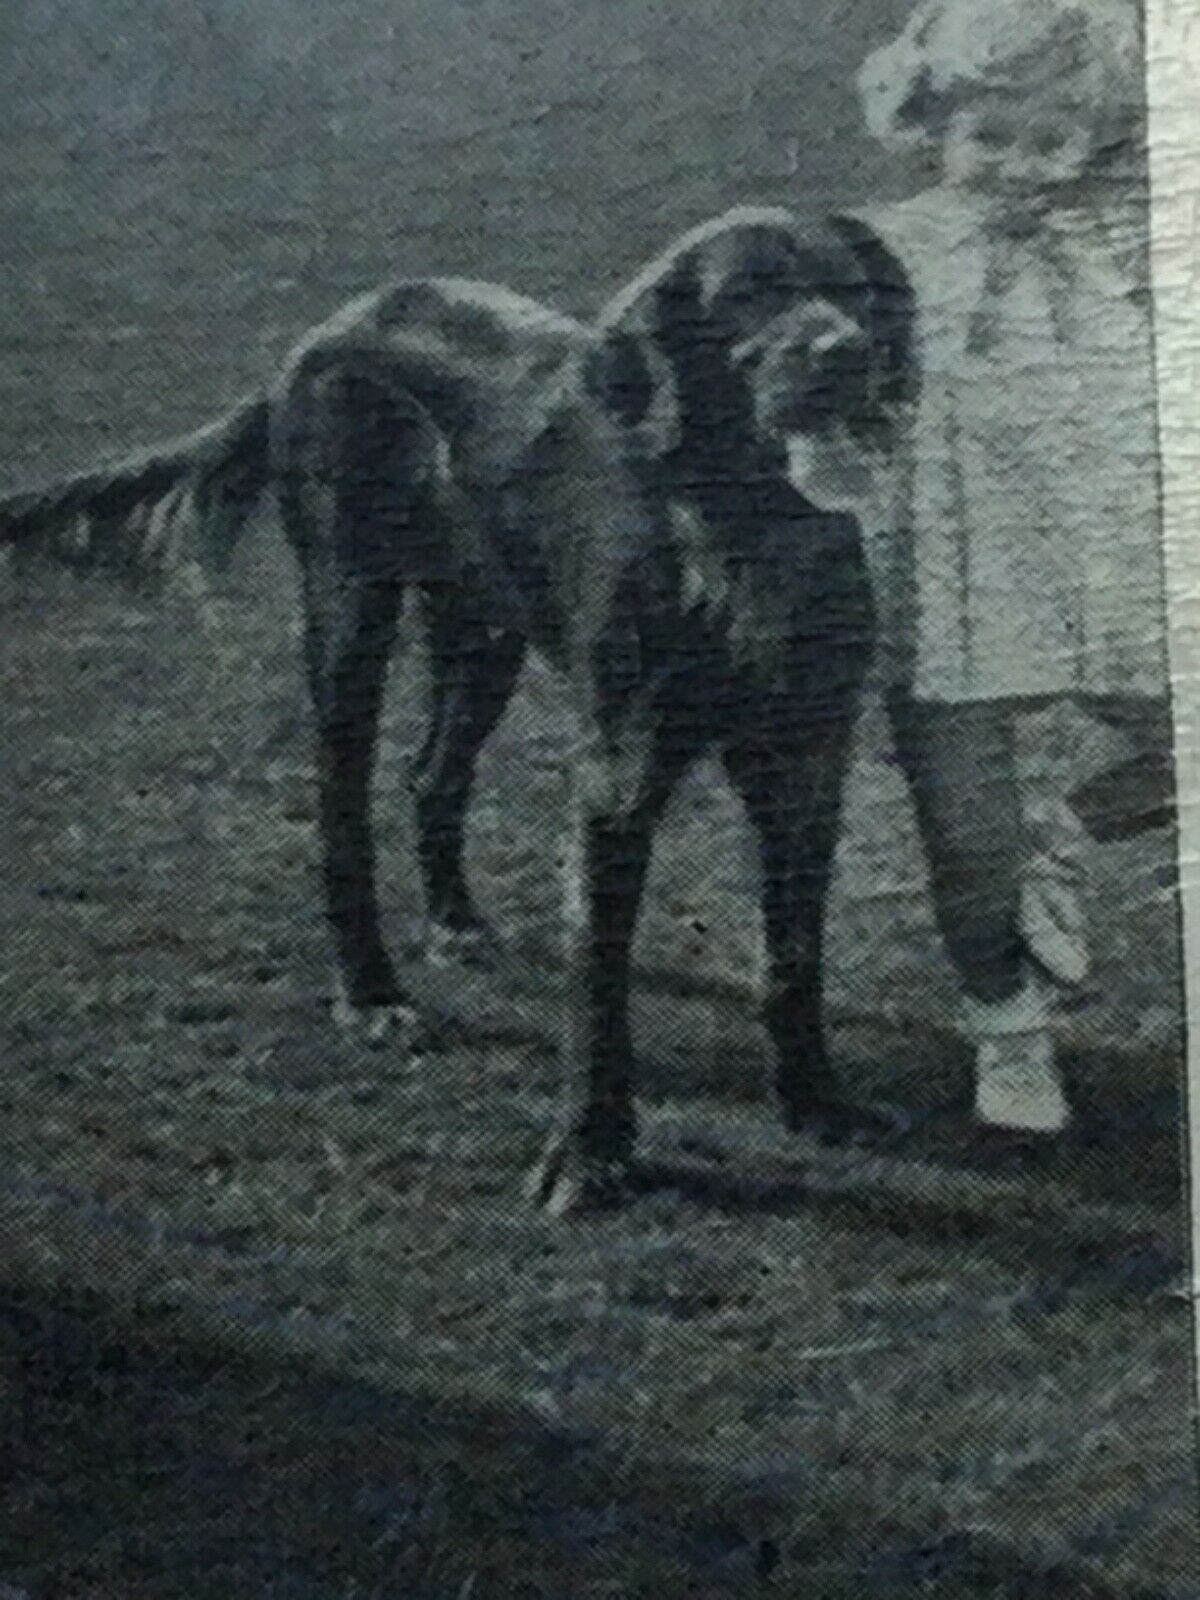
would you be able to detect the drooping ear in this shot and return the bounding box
[582,331,653,427]
[827,213,919,414]
[582,328,681,458]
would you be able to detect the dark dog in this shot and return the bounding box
[1,208,913,1212]
[527,206,917,1207]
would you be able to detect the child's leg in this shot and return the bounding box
[884,692,1025,1004]
[885,691,1069,1133]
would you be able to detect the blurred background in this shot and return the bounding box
[1,0,920,477]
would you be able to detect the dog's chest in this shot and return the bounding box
[664,496,804,682]
[670,500,730,620]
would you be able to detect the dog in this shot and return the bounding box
[1,208,914,1212]
[527,205,917,1207]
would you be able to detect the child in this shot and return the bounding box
[855,0,1173,1134]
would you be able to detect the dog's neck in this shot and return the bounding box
[666,459,837,603]
[665,431,793,533]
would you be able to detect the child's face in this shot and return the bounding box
[942,95,1095,199]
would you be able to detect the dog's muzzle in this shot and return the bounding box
[734,307,890,517]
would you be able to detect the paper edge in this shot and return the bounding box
[1145,0,1200,1359]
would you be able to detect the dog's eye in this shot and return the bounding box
[716,284,756,320]
[716,273,791,329]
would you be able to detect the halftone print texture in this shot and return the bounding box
[0,3,1196,1596]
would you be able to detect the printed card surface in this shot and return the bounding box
[1,4,1196,1595]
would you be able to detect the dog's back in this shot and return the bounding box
[283,277,597,492]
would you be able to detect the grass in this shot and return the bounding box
[0,552,1196,1595]
[5,1285,1184,1600]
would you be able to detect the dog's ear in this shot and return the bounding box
[582,331,653,428]
[826,214,919,413]
[582,328,681,457]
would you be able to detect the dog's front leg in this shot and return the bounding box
[724,709,905,1146]
[526,734,640,1215]
[723,724,852,1130]
[527,696,695,1215]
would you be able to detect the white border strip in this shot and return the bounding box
[1145,0,1200,1339]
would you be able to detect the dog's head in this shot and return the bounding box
[592,208,915,516]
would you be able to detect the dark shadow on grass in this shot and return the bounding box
[386,931,1189,1217]
[625,1153,1183,1302]
[0,1284,1189,1600]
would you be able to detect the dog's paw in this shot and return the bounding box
[425,915,501,971]
[524,1134,629,1217]
[783,1093,911,1149]
[330,979,419,1052]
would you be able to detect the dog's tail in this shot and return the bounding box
[0,394,271,587]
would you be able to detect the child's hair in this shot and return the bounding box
[858,0,1143,180]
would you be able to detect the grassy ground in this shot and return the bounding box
[0,1279,1192,1600]
[0,554,1195,1596]
[1,8,1196,1594]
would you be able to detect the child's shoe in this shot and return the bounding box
[964,976,1070,1134]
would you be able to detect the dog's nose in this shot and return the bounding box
[736,299,863,383]
[757,330,873,438]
